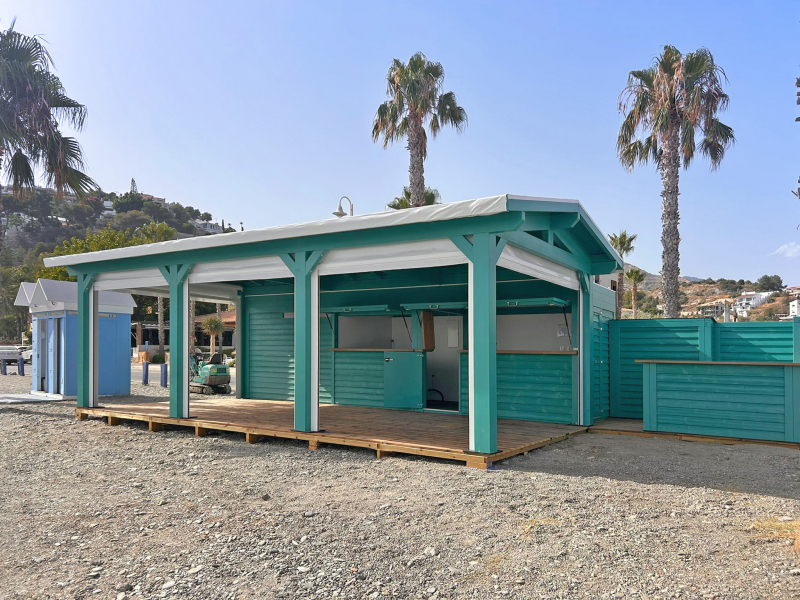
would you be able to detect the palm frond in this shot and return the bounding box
[700,118,735,170]
[5,148,35,194]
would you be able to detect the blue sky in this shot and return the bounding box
[4,1,799,282]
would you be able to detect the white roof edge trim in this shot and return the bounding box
[43,195,511,268]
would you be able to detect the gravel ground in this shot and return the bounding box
[1,401,799,600]
[0,371,32,395]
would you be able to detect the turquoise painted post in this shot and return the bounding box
[76,273,95,408]
[791,365,800,443]
[642,362,655,431]
[158,264,192,418]
[468,233,503,454]
[579,274,592,426]
[793,317,800,363]
[280,251,326,432]
[698,319,714,361]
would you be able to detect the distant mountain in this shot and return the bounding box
[623,263,662,292]
[682,276,705,282]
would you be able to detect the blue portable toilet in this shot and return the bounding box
[14,279,136,398]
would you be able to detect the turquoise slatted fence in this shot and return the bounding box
[642,361,800,443]
[714,322,795,362]
[459,353,576,423]
[611,319,800,420]
[610,320,704,418]
[332,351,385,407]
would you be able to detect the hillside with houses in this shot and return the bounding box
[618,264,796,321]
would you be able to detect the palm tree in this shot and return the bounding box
[372,52,467,207]
[618,46,734,318]
[608,231,637,319]
[202,315,225,356]
[0,22,97,250]
[388,186,440,210]
[625,268,646,319]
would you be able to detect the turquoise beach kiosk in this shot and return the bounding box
[43,195,621,467]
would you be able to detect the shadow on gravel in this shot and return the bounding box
[0,403,75,420]
[501,433,800,500]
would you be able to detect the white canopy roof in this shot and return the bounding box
[16,279,136,315]
[43,194,592,268]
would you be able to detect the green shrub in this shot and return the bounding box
[150,354,165,364]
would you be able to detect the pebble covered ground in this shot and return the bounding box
[0,394,798,599]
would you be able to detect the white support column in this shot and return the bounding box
[234,295,242,399]
[310,266,320,432]
[467,261,476,450]
[182,278,190,417]
[88,288,99,407]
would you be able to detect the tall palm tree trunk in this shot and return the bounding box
[632,282,639,319]
[407,117,426,207]
[157,296,165,356]
[660,125,682,318]
[0,154,5,254]
[616,273,624,319]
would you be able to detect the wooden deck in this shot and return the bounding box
[75,399,588,468]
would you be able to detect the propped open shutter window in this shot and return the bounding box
[497,244,580,290]
[94,268,164,291]
[318,239,468,276]
[189,256,291,284]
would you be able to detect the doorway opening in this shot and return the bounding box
[425,315,461,412]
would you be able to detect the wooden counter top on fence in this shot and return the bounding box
[329,348,430,352]
[636,360,800,366]
[457,350,578,355]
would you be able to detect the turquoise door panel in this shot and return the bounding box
[383,352,424,410]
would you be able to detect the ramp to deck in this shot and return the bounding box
[75,398,587,468]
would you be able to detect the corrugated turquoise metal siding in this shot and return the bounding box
[590,285,615,422]
[460,353,575,423]
[643,362,800,443]
[610,320,704,418]
[245,312,294,400]
[333,351,385,407]
[591,314,611,422]
[714,322,794,362]
[243,306,334,401]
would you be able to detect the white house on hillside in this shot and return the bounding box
[734,291,774,318]
[191,219,223,234]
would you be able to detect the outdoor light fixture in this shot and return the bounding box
[332,196,353,218]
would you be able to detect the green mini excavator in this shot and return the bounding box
[189,349,232,395]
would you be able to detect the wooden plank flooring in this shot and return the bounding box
[74,398,588,468]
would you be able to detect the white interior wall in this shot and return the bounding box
[497,313,573,352]
[426,316,462,407]
[391,317,413,349]
[337,316,393,349]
